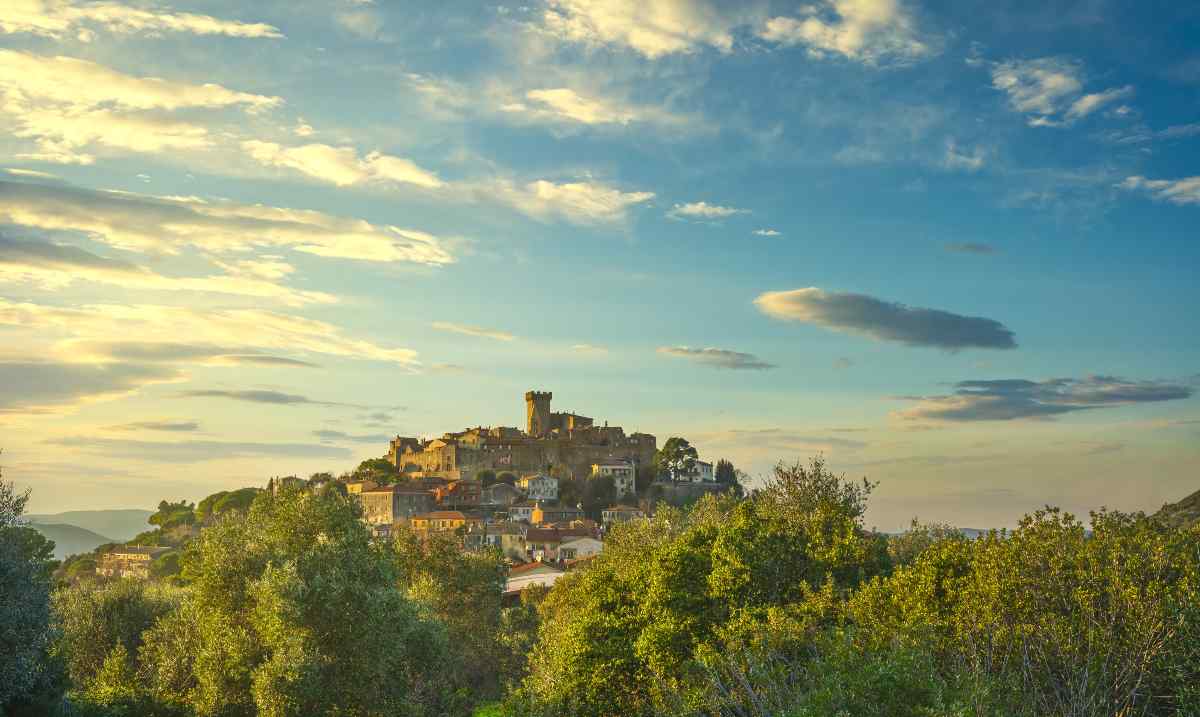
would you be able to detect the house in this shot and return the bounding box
[524,525,598,562]
[345,480,378,495]
[477,522,528,561]
[602,505,646,527]
[434,480,481,509]
[481,482,522,507]
[504,561,565,599]
[410,510,478,532]
[359,485,436,525]
[592,460,636,498]
[509,499,537,523]
[96,545,170,579]
[531,503,583,526]
[670,460,714,483]
[518,474,558,501]
[558,536,604,562]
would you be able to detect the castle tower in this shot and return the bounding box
[525,390,552,437]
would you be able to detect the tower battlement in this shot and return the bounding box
[525,390,552,436]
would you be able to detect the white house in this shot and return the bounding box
[591,460,636,498]
[671,459,715,483]
[518,474,558,501]
[559,536,604,562]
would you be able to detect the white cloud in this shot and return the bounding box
[0,49,277,162]
[657,346,776,370]
[430,322,515,341]
[571,343,608,354]
[1,0,282,40]
[1119,175,1200,205]
[667,201,748,220]
[1065,85,1134,120]
[0,298,422,367]
[753,228,781,236]
[0,235,334,306]
[942,140,986,172]
[540,0,754,58]
[989,57,1132,127]
[0,360,183,415]
[512,88,638,125]
[0,179,456,265]
[241,141,444,189]
[759,0,931,65]
[486,178,655,225]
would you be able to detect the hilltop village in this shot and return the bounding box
[86,390,736,597]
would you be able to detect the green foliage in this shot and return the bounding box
[477,469,498,487]
[149,501,196,531]
[886,519,965,568]
[0,479,59,710]
[654,437,698,479]
[352,457,397,484]
[714,459,736,485]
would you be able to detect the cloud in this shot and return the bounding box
[179,389,355,407]
[0,298,421,368]
[540,0,755,58]
[0,234,336,305]
[60,340,320,368]
[107,420,200,432]
[895,376,1194,422]
[759,0,932,65]
[485,178,654,225]
[715,428,868,449]
[657,346,776,370]
[571,343,608,354]
[1065,85,1134,120]
[0,360,183,414]
[753,228,781,237]
[0,50,279,163]
[942,140,986,171]
[509,88,637,125]
[944,242,996,255]
[242,141,444,189]
[313,429,390,444]
[989,57,1132,127]
[833,356,854,369]
[667,201,748,220]
[44,436,349,463]
[1,1,283,40]
[1118,175,1200,205]
[754,287,1017,351]
[431,321,515,341]
[0,180,455,265]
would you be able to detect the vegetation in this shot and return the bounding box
[654,437,699,478]
[7,453,1200,717]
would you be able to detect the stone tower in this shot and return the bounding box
[525,390,552,437]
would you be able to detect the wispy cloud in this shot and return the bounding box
[944,242,997,254]
[1119,175,1200,205]
[313,429,391,444]
[60,340,319,368]
[1,2,283,40]
[505,88,637,125]
[0,360,182,415]
[989,57,1132,127]
[753,228,781,237]
[0,180,455,265]
[759,0,933,65]
[107,420,200,433]
[657,346,776,370]
[484,178,654,225]
[242,141,444,189]
[571,343,608,354]
[431,322,515,341]
[754,287,1017,350]
[179,389,360,407]
[667,201,748,221]
[895,376,1193,422]
[44,436,348,463]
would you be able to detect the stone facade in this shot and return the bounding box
[359,485,435,525]
[97,545,169,579]
[386,390,656,482]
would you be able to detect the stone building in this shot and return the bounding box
[592,460,636,498]
[97,545,169,579]
[359,485,435,525]
[518,474,558,501]
[386,390,656,482]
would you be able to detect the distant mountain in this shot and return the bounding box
[1154,488,1200,530]
[26,523,115,560]
[25,509,153,542]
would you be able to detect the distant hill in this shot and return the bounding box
[26,523,115,560]
[25,509,153,542]
[1154,488,1200,530]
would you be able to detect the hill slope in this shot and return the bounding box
[24,509,152,542]
[27,523,115,560]
[1154,488,1200,530]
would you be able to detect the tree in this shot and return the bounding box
[352,457,397,484]
[654,437,698,480]
[477,469,498,488]
[496,471,518,486]
[145,484,450,716]
[714,459,736,485]
[0,476,59,711]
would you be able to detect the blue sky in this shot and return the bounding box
[1,0,1197,530]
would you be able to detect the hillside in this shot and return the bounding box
[27,523,116,560]
[1154,488,1200,530]
[25,509,153,542]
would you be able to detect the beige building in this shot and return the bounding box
[411,510,478,532]
[592,460,636,498]
[602,505,646,527]
[97,545,169,579]
[559,536,604,562]
[358,485,435,525]
[519,474,558,501]
[386,391,656,481]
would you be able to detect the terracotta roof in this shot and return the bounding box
[414,510,468,521]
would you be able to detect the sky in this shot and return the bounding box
[1,0,1198,530]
